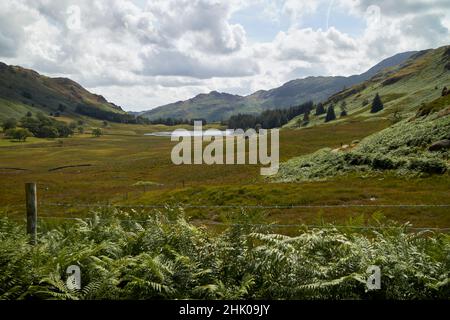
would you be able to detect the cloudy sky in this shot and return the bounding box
[1,0,449,111]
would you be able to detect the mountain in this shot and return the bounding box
[141,51,417,122]
[0,62,124,121]
[285,45,450,128]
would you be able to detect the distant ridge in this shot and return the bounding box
[140,51,417,122]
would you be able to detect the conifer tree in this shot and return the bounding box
[325,105,336,122]
[315,103,326,115]
[371,93,384,113]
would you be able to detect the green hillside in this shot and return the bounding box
[286,46,450,129]
[141,52,416,122]
[275,94,450,182]
[142,91,248,121]
[0,62,124,121]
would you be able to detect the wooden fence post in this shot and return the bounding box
[25,183,37,245]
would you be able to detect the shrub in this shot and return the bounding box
[4,128,33,141]
[20,114,73,138]
[92,128,103,137]
[39,126,59,139]
[2,118,17,131]
[371,154,397,170]
[408,157,448,174]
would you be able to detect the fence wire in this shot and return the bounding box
[36,202,450,209]
[2,201,450,232]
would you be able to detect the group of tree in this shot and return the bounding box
[148,118,190,126]
[315,103,326,116]
[75,104,149,124]
[324,94,384,123]
[19,112,74,138]
[4,128,33,141]
[1,118,17,131]
[227,101,314,130]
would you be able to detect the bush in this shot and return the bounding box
[2,118,17,131]
[4,128,33,141]
[20,114,73,138]
[408,157,448,174]
[39,126,59,139]
[92,128,103,137]
[343,152,371,166]
[371,154,397,170]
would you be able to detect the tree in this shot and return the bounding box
[302,110,310,126]
[5,128,33,142]
[58,104,67,113]
[390,106,402,124]
[78,126,84,134]
[315,103,326,115]
[362,99,369,107]
[325,105,336,122]
[442,86,449,97]
[55,122,74,138]
[2,118,17,131]
[102,120,109,127]
[371,93,384,113]
[69,122,78,130]
[22,91,32,100]
[340,102,347,117]
[39,126,59,139]
[26,111,33,117]
[92,128,102,137]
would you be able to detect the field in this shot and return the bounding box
[1,117,449,231]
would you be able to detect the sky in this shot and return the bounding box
[0,0,449,112]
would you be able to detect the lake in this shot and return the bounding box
[145,130,235,137]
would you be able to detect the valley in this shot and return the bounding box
[1,115,449,231]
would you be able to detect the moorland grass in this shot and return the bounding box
[1,117,449,228]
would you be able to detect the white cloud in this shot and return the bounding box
[0,0,448,111]
[282,0,320,24]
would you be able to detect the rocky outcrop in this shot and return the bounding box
[429,139,450,152]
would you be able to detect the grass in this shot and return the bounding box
[277,110,450,186]
[1,116,449,229]
[0,135,56,147]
